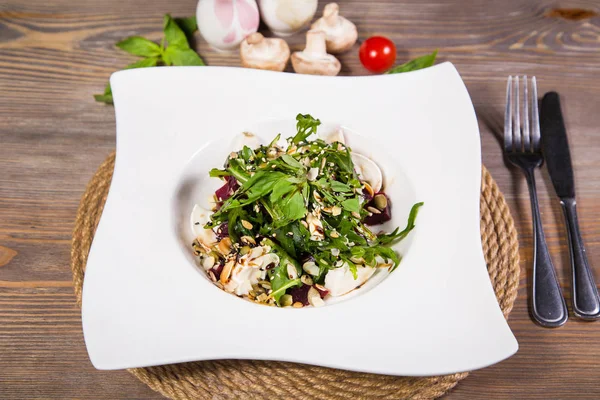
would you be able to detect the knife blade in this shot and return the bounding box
[540,91,600,319]
[540,92,575,198]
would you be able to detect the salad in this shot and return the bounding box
[191,114,422,308]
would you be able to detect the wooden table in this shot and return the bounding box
[1,0,599,398]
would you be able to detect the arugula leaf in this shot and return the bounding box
[387,50,438,74]
[377,202,424,245]
[279,190,306,224]
[270,179,296,203]
[174,16,198,39]
[280,154,304,170]
[292,114,321,145]
[341,197,360,213]
[330,180,352,193]
[263,239,302,304]
[116,36,161,57]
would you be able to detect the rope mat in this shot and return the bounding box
[71,152,520,400]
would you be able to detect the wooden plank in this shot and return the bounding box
[1,0,599,398]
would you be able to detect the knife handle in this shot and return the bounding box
[560,198,600,319]
[524,168,568,327]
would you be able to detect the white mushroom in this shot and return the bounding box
[291,30,341,76]
[324,263,375,297]
[240,32,291,72]
[311,3,358,54]
[351,153,383,194]
[190,204,218,249]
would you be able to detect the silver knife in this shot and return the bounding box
[540,92,600,320]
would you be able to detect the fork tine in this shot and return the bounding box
[504,76,513,152]
[522,76,530,152]
[513,77,522,152]
[531,76,541,152]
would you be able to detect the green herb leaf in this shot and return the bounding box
[386,50,438,74]
[270,179,296,204]
[94,83,113,104]
[263,239,302,303]
[280,154,304,170]
[292,114,321,145]
[163,14,189,48]
[378,202,424,247]
[164,46,205,66]
[279,190,306,223]
[94,57,158,104]
[125,57,160,69]
[174,16,198,39]
[116,36,161,57]
[330,180,352,193]
[341,197,360,213]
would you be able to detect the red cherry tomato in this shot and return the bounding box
[359,36,397,73]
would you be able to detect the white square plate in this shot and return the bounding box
[82,63,518,376]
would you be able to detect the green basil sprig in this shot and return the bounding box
[386,50,438,74]
[94,15,204,104]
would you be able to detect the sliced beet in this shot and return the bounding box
[363,192,392,226]
[289,284,311,306]
[314,284,329,299]
[216,222,229,240]
[215,176,239,202]
[210,260,225,281]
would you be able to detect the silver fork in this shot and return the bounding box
[504,76,568,327]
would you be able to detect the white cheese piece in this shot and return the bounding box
[320,128,346,145]
[224,264,262,296]
[324,263,375,297]
[190,204,217,248]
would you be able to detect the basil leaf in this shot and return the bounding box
[124,57,159,69]
[116,36,161,57]
[164,46,205,66]
[93,94,113,104]
[174,16,198,39]
[94,58,157,104]
[94,83,113,104]
[163,14,189,48]
[387,50,438,74]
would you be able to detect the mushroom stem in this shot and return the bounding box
[246,32,264,45]
[323,3,340,26]
[305,30,327,56]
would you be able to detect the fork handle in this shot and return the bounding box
[524,168,568,327]
[560,197,600,319]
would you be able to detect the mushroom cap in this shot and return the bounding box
[291,30,341,76]
[240,32,291,72]
[311,3,358,54]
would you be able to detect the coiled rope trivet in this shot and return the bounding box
[71,152,520,400]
